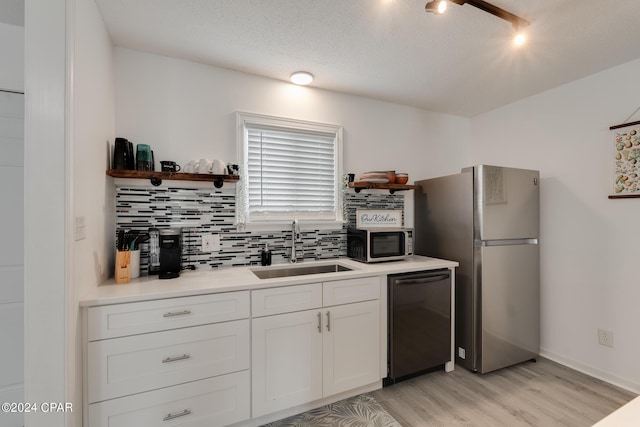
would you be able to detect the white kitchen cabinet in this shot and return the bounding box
[88,371,249,427]
[251,309,323,417]
[322,276,380,307]
[88,291,249,340]
[251,277,381,418]
[322,300,380,397]
[88,319,249,403]
[85,290,251,427]
[251,283,322,318]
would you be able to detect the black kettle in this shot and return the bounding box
[113,137,135,170]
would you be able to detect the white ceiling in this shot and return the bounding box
[96,0,640,116]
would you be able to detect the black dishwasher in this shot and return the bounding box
[385,269,451,385]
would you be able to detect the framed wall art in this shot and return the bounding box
[609,120,640,199]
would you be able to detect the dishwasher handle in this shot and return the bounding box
[393,274,450,286]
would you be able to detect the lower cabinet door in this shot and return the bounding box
[88,370,250,427]
[323,300,380,396]
[252,309,323,417]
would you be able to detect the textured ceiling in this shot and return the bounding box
[95,0,640,117]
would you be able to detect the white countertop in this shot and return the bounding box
[592,396,640,426]
[79,256,458,307]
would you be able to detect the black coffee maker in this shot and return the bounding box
[159,229,181,279]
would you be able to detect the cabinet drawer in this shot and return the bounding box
[323,276,380,306]
[252,283,322,317]
[87,291,249,340]
[88,370,250,427]
[88,320,249,403]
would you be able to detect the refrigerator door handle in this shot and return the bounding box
[478,238,538,247]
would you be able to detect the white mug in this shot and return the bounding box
[211,159,227,175]
[197,158,213,174]
[183,160,197,173]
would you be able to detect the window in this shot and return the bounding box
[236,112,343,228]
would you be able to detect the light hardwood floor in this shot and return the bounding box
[372,358,637,427]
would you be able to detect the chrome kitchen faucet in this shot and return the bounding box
[291,220,301,263]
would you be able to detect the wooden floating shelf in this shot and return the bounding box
[349,182,418,194]
[608,194,640,199]
[106,169,239,188]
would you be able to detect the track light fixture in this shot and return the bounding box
[425,0,447,14]
[425,0,530,35]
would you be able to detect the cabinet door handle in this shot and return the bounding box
[326,311,331,332]
[162,354,191,363]
[163,309,192,318]
[163,409,192,421]
[317,312,322,333]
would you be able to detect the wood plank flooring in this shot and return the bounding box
[372,358,637,427]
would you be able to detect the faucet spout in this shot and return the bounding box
[291,220,300,263]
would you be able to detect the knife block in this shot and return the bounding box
[114,250,131,284]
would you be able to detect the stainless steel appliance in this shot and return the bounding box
[347,228,413,263]
[386,269,452,384]
[159,228,181,279]
[414,165,540,373]
[148,228,160,275]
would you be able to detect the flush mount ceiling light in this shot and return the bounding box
[425,0,530,42]
[290,71,314,85]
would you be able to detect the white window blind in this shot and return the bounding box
[237,112,343,226]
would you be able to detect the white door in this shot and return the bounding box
[251,310,323,417]
[0,90,24,427]
[323,300,380,396]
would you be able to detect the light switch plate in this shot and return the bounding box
[75,216,86,241]
[201,234,220,252]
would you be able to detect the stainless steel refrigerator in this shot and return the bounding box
[414,165,539,374]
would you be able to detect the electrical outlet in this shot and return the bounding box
[598,328,614,348]
[201,234,220,253]
[458,347,466,359]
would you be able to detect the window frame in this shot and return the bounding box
[236,111,344,231]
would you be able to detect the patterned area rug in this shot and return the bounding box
[262,394,402,427]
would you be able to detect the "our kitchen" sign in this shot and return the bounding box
[355,209,402,228]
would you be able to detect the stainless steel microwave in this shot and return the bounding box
[347,228,413,263]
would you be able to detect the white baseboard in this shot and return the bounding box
[540,347,640,394]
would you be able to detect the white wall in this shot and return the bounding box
[71,0,116,424]
[470,58,640,393]
[24,0,68,425]
[73,0,115,308]
[0,23,24,92]
[114,47,470,228]
[0,20,24,427]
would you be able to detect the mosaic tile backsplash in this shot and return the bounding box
[115,184,404,274]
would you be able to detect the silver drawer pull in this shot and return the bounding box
[163,409,191,421]
[162,354,191,363]
[163,309,192,318]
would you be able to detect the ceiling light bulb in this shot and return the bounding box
[290,71,314,85]
[513,32,526,46]
[425,0,447,14]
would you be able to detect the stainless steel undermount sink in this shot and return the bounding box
[251,263,353,279]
